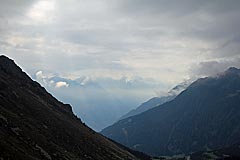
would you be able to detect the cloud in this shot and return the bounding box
[35,70,49,86]
[3,0,240,131]
[80,76,91,86]
[55,81,69,88]
[32,72,167,130]
[35,70,43,79]
[190,56,240,77]
[0,0,240,89]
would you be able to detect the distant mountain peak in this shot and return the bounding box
[225,67,240,74]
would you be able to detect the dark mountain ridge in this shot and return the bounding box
[0,55,150,160]
[119,81,190,121]
[102,67,240,156]
[119,96,174,120]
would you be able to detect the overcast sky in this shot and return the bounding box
[1,0,240,88]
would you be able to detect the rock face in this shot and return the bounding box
[0,55,150,160]
[102,67,240,156]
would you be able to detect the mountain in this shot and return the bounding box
[119,81,190,120]
[34,71,160,131]
[189,143,240,160]
[45,78,129,131]
[119,96,174,120]
[167,80,191,96]
[101,67,240,156]
[0,55,150,160]
[153,143,240,160]
[34,73,131,131]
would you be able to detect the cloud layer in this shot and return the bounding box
[0,0,240,88]
[34,71,165,130]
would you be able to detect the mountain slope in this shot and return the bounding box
[34,70,163,132]
[119,81,190,120]
[36,75,132,131]
[101,67,240,156]
[119,96,174,120]
[189,142,240,160]
[0,55,149,160]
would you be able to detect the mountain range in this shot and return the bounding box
[119,81,190,120]
[34,70,163,131]
[120,96,174,120]
[0,55,150,160]
[2,55,240,159]
[101,67,240,156]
